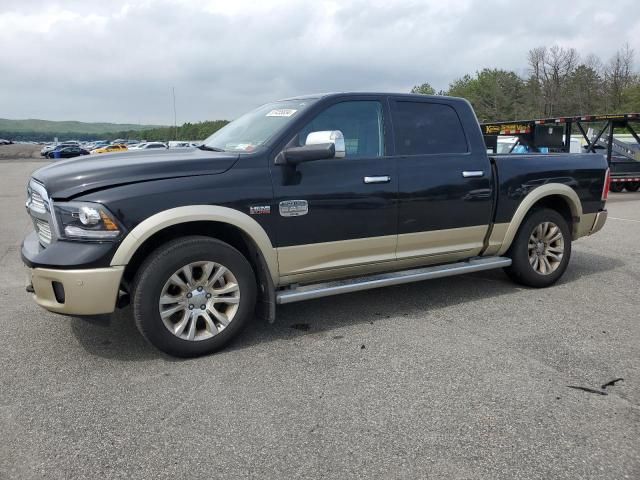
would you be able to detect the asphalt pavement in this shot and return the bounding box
[1,158,638,479]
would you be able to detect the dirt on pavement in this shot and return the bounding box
[0,144,43,160]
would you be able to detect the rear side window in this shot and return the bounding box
[391,101,468,155]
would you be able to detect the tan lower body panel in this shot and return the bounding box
[396,225,488,259]
[482,223,509,256]
[30,266,124,315]
[575,212,597,238]
[486,211,601,257]
[279,248,481,286]
[277,235,396,277]
[589,210,607,235]
[277,225,489,286]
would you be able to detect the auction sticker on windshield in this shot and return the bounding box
[266,109,297,117]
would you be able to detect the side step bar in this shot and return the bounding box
[276,256,512,305]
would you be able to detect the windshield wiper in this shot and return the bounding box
[197,144,225,152]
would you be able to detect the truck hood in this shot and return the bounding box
[32,148,240,199]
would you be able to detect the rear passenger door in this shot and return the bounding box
[390,98,493,263]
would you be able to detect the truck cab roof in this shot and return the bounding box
[278,92,468,103]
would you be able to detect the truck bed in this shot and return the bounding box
[490,153,608,223]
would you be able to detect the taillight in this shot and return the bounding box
[602,168,610,201]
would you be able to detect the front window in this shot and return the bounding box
[202,99,318,153]
[295,101,385,158]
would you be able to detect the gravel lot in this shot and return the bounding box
[1,156,638,479]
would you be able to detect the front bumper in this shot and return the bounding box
[22,230,124,316]
[28,266,124,315]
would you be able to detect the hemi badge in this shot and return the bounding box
[249,205,271,215]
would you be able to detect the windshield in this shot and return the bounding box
[202,99,318,153]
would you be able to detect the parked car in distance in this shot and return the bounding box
[40,144,54,156]
[140,142,168,149]
[46,146,90,159]
[168,141,192,148]
[129,142,168,150]
[22,92,610,357]
[40,141,80,156]
[91,144,128,154]
[83,141,108,151]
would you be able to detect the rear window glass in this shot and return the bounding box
[391,101,468,155]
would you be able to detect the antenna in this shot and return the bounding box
[172,86,177,140]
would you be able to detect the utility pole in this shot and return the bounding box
[172,86,177,140]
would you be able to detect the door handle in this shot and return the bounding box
[462,170,484,178]
[364,175,391,184]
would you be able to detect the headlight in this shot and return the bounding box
[53,201,122,240]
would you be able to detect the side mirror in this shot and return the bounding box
[282,143,336,165]
[305,130,346,158]
[276,130,346,165]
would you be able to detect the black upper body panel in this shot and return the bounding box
[491,153,608,221]
[32,148,239,199]
[21,231,118,269]
[78,153,276,240]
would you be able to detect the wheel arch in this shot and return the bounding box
[111,206,279,285]
[497,184,582,256]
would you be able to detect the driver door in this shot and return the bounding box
[270,98,398,282]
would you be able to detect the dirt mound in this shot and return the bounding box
[0,144,43,160]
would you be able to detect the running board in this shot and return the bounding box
[276,256,512,305]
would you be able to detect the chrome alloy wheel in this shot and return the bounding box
[158,261,240,341]
[528,221,564,275]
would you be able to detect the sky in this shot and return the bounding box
[1,0,639,125]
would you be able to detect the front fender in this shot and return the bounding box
[110,205,279,284]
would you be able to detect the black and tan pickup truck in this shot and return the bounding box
[22,93,610,356]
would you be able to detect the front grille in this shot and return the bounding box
[29,191,47,214]
[27,179,55,247]
[35,219,52,245]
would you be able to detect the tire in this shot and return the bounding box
[624,182,639,192]
[132,236,257,357]
[504,208,572,288]
[610,182,624,193]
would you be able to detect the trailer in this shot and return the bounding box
[481,113,640,192]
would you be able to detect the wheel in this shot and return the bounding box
[624,182,639,192]
[504,208,571,288]
[610,182,624,193]
[132,236,257,357]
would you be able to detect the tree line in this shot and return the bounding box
[0,120,230,142]
[412,44,640,122]
[107,120,230,142]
